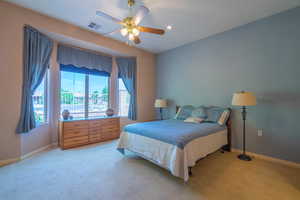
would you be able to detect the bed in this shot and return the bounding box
[117,106,231,181]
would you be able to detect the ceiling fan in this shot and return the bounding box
[96,0,165,44]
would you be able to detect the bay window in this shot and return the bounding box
[60,64,109,119]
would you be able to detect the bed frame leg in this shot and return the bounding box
[221,144,231,152]
[188,167,192,176]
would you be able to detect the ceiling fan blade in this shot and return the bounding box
[103,28,121,36]
[138,26,165,35]
[96,10,123,24]
[133,6,150,25]
[133,36,141,44]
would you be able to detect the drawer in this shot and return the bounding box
[89,133,101,139]
[89,120,102,128]
[102,118,119,125]
[102,131,119,140]
[89,134,101,142]
[102,126,119,132]
[64,121,89,130]
[89,127,102,134]
[102,123,119,129]
[89,137,100,143]
[63,135,89,148]
[63,128,88,139]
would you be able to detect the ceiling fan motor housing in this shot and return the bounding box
[128,0,135,7]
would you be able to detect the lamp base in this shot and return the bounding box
[238,154,252,161]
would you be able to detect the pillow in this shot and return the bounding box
[174,105,195,120]
[184,117,204,123]
[218,109,231,125]
[191,106,207,119]
[205,106,226,123]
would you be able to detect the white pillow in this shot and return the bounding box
[184,117,204,123]
[218,110,230,125]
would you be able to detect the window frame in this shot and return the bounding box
[33,70,48,125]
[86,73,110,118]
[60,71,110,119]
[117,78,130,117]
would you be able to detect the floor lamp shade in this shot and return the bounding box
[232,91,256,161]
[232,91,256,106]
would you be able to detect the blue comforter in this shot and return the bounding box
[123,120,226,149]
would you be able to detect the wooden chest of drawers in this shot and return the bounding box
[59,117,120,149]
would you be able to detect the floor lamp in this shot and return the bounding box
[155,99,167,120]
[232,91,256,161]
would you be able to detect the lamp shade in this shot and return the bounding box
[232,91,256,106]
[154,99,167,108]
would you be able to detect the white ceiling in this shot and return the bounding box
[6,0,300,53]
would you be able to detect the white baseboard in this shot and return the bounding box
[0,142,57,167]
[232,148,300,169]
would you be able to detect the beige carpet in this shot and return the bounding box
[0,140,299,200]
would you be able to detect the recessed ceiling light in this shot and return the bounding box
[166,25,172,30]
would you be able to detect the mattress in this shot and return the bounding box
[117,120,228,181]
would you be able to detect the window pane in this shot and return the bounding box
[33,76,46,123]
[61,71,85,119]
[118,78,130,117]
[88,75,109,117]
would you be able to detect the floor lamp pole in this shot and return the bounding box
[238,106,252,161]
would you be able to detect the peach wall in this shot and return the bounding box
[0,2,156,161]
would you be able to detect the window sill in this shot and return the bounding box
[36,122,49,127]
[119,116,128,118]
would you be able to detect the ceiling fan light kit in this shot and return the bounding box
[127,0,135,7]
[96,0,165,45]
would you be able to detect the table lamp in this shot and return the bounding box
[155,99,167,120]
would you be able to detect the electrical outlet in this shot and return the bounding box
[258,130,263,137]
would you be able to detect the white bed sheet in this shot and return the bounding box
[117,129,227,181]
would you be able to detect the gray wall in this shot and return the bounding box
[156,7,300,163]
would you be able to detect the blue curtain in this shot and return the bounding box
[116,57,137,120]
[57,44,112,75]
[16,25,53,133]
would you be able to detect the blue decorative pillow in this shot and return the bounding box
[175,105,195,120]
[191,106,207,119]
[205,106,226,123]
